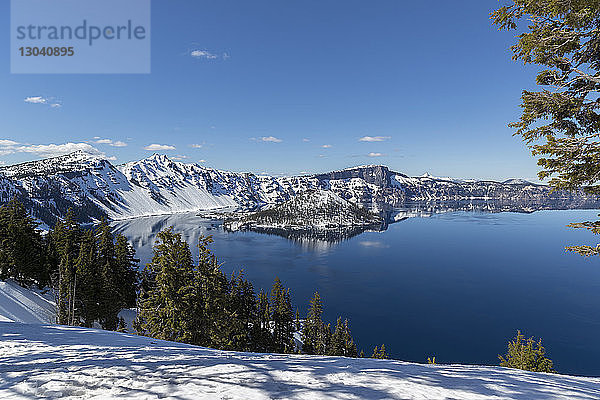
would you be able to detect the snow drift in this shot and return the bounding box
[0,280,55,324]
[0,282,599,399]
[0,322,598,399]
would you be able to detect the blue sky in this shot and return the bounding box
[0,1,544,180]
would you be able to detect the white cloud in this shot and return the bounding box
[24,96,47,104]
[198,159,207,163]
[0,140,19,156]
[94,138,128,147]
[172,155,189,161]
[191,50,218,60]
[24,96,62,108]
[368,152,384,157]
[0,139,105,157]
[190,144,203,149]
[95,139,112,144]
[359,136,391,142]
[15,143,104,158]
[302,138,310,142]
[322,144,332,149]
[260,136,283,143]
[144,144,176,151]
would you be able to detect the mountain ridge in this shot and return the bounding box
[0,152,595,226]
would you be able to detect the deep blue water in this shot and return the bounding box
[112,209,600,376]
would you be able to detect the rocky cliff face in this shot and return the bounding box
[0,151,596,226]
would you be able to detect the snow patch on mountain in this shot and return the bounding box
[503,178,536,185]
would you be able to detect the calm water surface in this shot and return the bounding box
[111,209,600,376]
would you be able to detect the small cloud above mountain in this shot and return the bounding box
[190,49,229,60]
[144,144,176,151]
[24,96,62,108]
[94,138,127,147]
[191,50,218,59]
[24,96,47,104]
[252,136,282,143]
[359,136,391,142]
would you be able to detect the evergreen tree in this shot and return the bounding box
[130,228,370,358]
[50,209,82,325]
[492,1,600,256]
[0,200,47,285]
[252,289,274,352]
[197,236,230,348]
[227,271,257,351]
[342,319,358,357]
[328,317,344,356]
[328,317,358,357]
[372,344,388,359]
[270,277,295,353]
[114,234,139,309]
[117,317,127,333]
[136,227,202,344]
[499,330,555,373]
[96,219,120,330]
[323,322,332,354]
[74,229,101,327]
[302,291,328,355]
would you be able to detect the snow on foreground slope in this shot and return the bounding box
[0,323,598,400]
[0,281,55,324]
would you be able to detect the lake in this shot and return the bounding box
[111,207,600,377]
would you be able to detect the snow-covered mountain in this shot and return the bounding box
[503,178,534,185]
[0,151,596,226]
